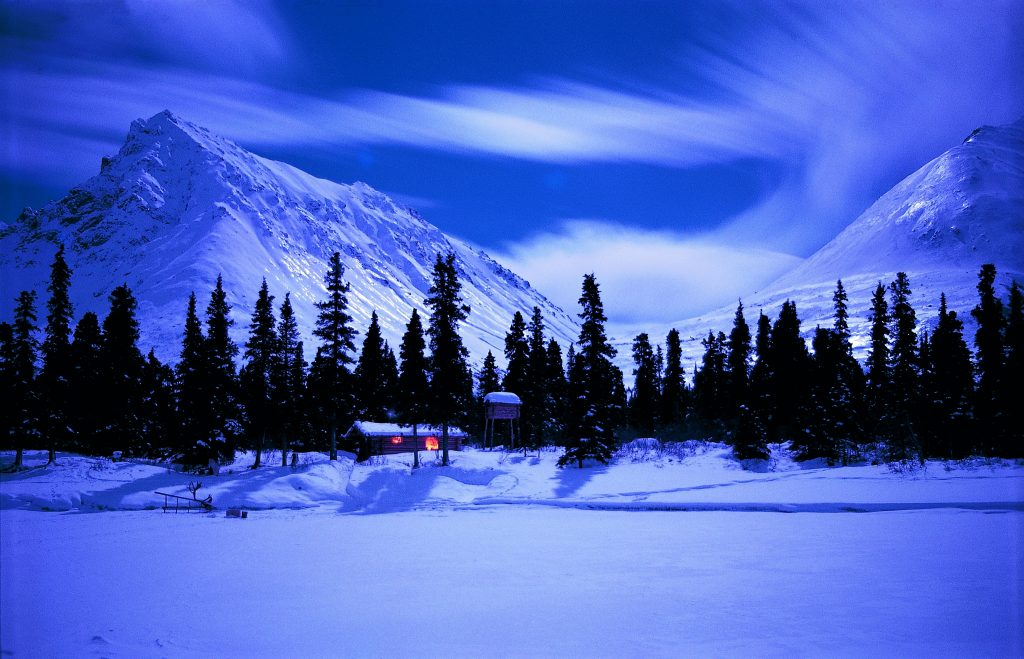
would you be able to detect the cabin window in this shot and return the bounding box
[390,436,403,445]
[425,437,439,450]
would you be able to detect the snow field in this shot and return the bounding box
[2,447,1022,656]
[1,507,1021,657]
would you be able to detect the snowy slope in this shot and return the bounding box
[0,111,578,363]
[623,118,1024,367]
[777,118,1024,286]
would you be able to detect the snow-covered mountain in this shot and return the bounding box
[623,117,1024,367]
[0,110,578,363]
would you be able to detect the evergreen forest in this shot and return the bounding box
[2,245,1022,471]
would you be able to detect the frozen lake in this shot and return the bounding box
[2,505,1021,657]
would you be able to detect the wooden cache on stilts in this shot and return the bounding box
[483,391,522,450]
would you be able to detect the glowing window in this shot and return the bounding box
[390,436,403,445]
[425,437,439,451]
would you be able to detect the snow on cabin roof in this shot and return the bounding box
[350,421,467,437]
[483,392,522,405]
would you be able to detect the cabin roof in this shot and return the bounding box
[348,421,467,437]
[483,391,522,405]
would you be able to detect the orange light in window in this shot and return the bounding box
[425,437,439,450]
[390,436,403,445]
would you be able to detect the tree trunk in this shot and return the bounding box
[47,447,56,465]
[281,432,288,467]
[412,423,420,469]
[442,422,450,466]
[253,430,264,469]
[329,419,338,461]
[14,447,24,470]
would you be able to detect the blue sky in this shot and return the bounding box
[2,0,1023,325]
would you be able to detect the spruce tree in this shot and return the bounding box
[312,252,358,461]
[543,338,567,445]
[68,312,103,454]
[477,351,501,398]
[425,253,473,466]
[733,404,769,461]
[382,343,399,406]
[559,274,620,467]
[889,273,919,395]
[99,284,145,456]
[801,327,860,464]
[355,311,394,420]
[654,345,664,395]
[240,279,277,469]
[476,350,502,447]
[564,342,584,458]
[205,275,240,461]
[610,367,628,433]
[175,293,210,465]
[659,328,688,438]
[926,294,975,458]
[749,312,773,433]
[865,282,891,447]
[885,272,921,463]
[306,349,332,455]
[40,244,73,463]
[767,301,809,442]
[866,283,890,392]
[523,307,550,449]
[1004,282,1024,456]
[140,350,176,458]
[9,292,40,470]
[971,264,1005,456]
[726,301,752,418]
[629,332,660,437]
[397,308,430,468]
[271,293,305,465]
[833,279,850,340]
[0,323,15,460]
[797,282,866,464]
[502,311,530,398]
[918,331,936,454]
[693,331,728,436]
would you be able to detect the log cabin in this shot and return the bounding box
[345,421,468,457]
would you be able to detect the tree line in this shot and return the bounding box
[623,266,1023,464]
[0,249,479,470]
[2,245,1021,470]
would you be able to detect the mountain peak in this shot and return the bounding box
[121,110,239,161]
[962,117,1024,147]
[771,116,1024,290]
[1,112,578,364]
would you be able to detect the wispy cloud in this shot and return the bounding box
[7,2,1021,165]
[4,0,293,77]
[493,220,800,326]
[341,84,799,166]
[3,0,1021,325]
[684,1,1024,251]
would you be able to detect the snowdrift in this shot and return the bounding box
[3,446,1021,514]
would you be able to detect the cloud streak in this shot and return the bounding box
[3,1,1022,326]
[6,1,1021,250]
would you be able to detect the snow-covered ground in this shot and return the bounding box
[2,447,1022,656]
